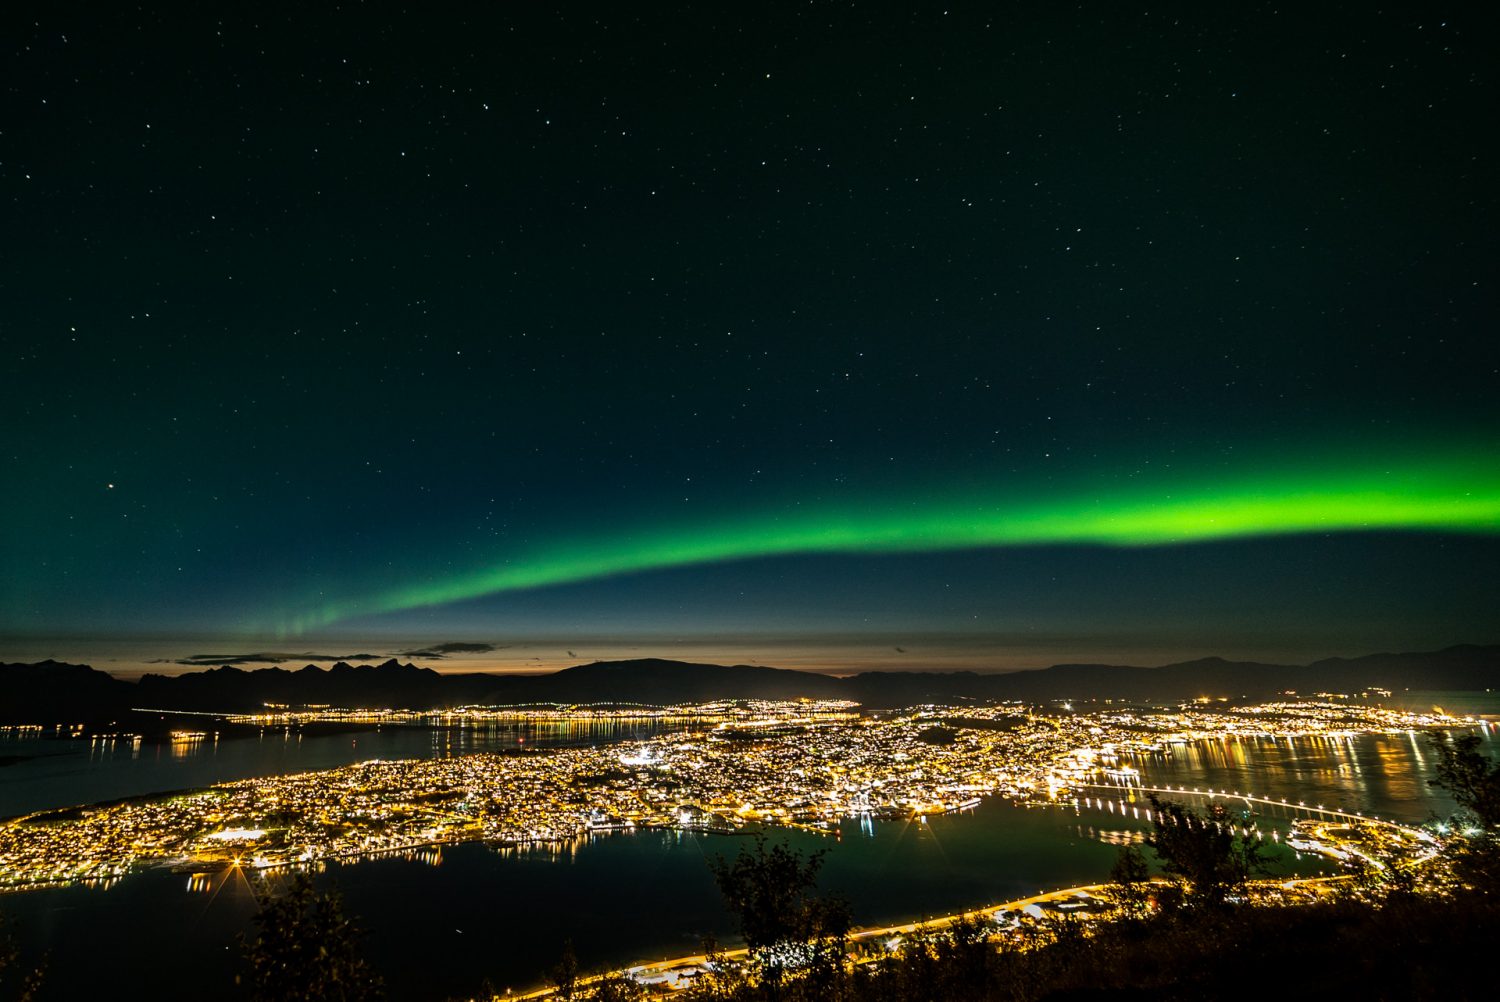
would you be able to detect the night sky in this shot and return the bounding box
[3,6,1496,673]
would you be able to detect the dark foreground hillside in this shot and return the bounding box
[824,894,1498,1002]
[501,891,1497,1002]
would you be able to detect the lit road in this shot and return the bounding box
[1072,782,1432,837]
[498,781,1441,999]
[499,876,1353,1000]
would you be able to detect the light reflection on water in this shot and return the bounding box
[0,719,678,818]
[1120,727,1496,825]
[0,725,1493,1001]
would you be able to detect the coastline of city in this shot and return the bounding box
[2,678,1493,999]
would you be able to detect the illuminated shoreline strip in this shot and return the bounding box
[282,454,1500,633]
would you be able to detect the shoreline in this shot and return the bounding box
[0,744,1445,894]
[504,874,1361,1000]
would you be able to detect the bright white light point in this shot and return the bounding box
[206,828,267,841]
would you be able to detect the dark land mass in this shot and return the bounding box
[666,893,1500,1002]
[0,644,1495,723]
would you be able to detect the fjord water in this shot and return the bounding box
[0,718,680,818]
[1,726,1494,1001]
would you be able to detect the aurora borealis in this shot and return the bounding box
[283,448,1500,636]
[2,6,1496,671]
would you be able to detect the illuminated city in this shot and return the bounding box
[0,699,1476,892]
[3,3,1496,998]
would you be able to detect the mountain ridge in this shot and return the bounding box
[0,645,1494,720]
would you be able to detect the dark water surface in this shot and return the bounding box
[1,726,1494,1001]
[0,719,679,819]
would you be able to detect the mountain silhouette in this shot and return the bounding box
[0,645,1494,722]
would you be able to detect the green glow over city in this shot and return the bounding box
[285,449,1500,633]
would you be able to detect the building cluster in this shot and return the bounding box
[225,699,862,729]
[1087,700,1467,740]
[0,699,1478,890]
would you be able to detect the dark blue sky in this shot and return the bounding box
[2,6,1495,672]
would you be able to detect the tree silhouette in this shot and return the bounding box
[1145,796,1268,909]
[240,872,383,1002]
[581,972,644,1001]
[1430,732,1500,827]
[1429,731,1500,891]
[548,939,580,1001]
[708,834,850,996]
[1104,843,1154,919]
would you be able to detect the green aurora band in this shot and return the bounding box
[280,451,1500,635]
